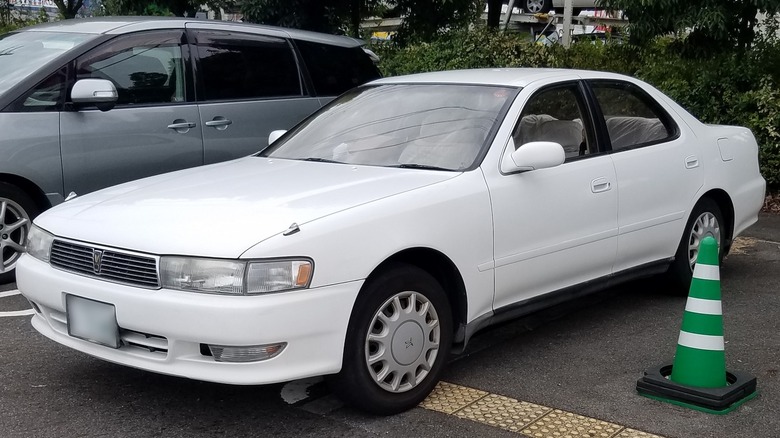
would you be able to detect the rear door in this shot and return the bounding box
[60,30,203,196]
[187,26,321,163]
[585,79,704,272]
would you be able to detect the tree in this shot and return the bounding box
[598,0,780,52]
[241,0,378,37]
[391,0,479,44]
[53,0,84,18]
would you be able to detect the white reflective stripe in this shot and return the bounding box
[693,263,720,281]
[677,331,724,351]
[685,297,722,315]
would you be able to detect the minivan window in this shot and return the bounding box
[76,31,187,106]
[0,31,95,96]
[193,31,302,101]
[295,40,381,96]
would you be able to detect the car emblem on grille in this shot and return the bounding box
[92,249,104,274]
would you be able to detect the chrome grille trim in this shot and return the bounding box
[50,240,160,289]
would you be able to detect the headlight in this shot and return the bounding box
[26,224,54,262]
[160,257,312,295]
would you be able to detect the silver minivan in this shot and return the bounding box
[0,17,381,282]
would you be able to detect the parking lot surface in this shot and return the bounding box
[1,214,778,438]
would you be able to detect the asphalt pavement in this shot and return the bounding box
[1,214,778,437]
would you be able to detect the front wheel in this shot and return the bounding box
[331,263,452,415]
[667,198,724,294]
[0,183,40,284]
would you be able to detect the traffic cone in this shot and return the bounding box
[670,236,726,388]
[636,236,757,414]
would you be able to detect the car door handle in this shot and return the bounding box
[591,177,611,193]
[205,117,233,130]
[167,120,196,132]
[685,155,699,169]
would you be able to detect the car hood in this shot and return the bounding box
[37,157,459,257]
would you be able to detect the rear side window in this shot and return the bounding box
[295,40,381,96]
[589,81,677,151]
[193,31,302,101]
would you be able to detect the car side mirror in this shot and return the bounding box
[71,79,118,112]
[268,130,287,145]
[501,140,565,173]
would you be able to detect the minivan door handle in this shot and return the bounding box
[591,177,612,193]
[205,117,233,131]
[167,120,196,133]
[685,155,699,169]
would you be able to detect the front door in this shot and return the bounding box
[60,30,203,196]
[486,82,619,309]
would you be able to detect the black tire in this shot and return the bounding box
[522,0,552,13]
[330,263,453,415]
[0,182,40,284]
[667,197,724,294]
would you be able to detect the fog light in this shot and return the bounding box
[208,342,287,363]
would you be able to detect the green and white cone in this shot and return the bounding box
[670,235,727,388]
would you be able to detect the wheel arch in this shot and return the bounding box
[366,247,468,344]
[699,188,735,252]
[0,173,52,212]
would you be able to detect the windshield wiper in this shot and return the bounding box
[302,157,344,164]
[394,163,453,171]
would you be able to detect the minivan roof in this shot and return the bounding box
[22,17,364,48]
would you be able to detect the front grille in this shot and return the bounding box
[50,240,160,288]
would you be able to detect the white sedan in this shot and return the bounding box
[17,69,765,414]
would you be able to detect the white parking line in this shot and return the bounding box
[0,289,21,298]
[0,309,34,317]
[0,289,35,317]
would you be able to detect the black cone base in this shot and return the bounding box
[636,364,757,412]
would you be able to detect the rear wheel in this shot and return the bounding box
[331,263,452,415]
[667,198,724,294]
[0,183,39,284]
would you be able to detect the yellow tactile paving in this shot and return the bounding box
[521,409,621,438]
[455,394,552,433]
[614,429,666,438]
[421,382,666,438]
[418,381,489,414]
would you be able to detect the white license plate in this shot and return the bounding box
[66,294,120,349]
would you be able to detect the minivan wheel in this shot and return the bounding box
[331,263,452,415]
[523,0,553,13]
[667,198,724,295]
[0,183,39,284]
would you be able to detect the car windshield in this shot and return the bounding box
[261,84,516,170]
[0,31,96,96]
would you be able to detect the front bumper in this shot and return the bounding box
[17,255,363,385]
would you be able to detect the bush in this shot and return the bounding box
[371,29,780,189]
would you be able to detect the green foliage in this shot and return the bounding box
[241,0,379,36]
[372,28,780,188]
[597,0,780,54]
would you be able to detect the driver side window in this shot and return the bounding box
[513,85,593,160]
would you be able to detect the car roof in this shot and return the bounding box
[370,68,633,88]
[21,17,363,48]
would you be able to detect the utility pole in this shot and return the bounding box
[562,0,573,47]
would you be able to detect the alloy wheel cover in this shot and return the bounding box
[687,212,720,270]
[0,197,31,274]
[364,291,441,393]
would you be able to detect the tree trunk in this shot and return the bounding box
[486,0,502,28]
[351,0,361,37]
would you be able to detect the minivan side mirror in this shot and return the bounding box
[71,79,118,112]
[501,140,565,173]
[268,130,287,145]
